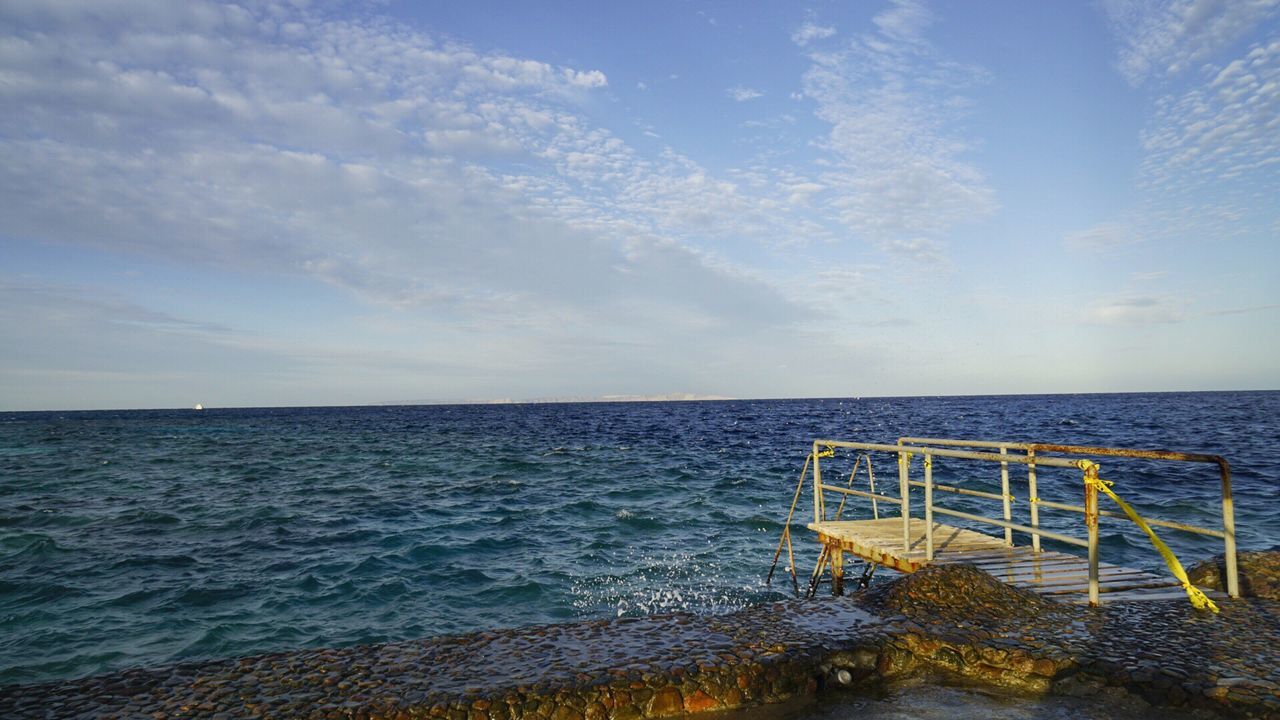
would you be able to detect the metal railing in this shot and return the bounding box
[808,437,1239,605]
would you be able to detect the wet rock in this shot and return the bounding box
[855,564,1067,621]
[681,690,718,713]
[550,705,582,720]
[2,567,1277,720]
[644,687,682,717]
[1187,550,1280,600]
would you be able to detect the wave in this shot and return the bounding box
[4,392,1278,685]
[1,533,70,559]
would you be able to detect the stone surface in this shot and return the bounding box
[1,563,1276,719]
[857,563,1067,621]
[1188,550,1280,600]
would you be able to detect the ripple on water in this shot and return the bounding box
[0,392,1278,685]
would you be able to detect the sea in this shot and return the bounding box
[2,391,1278,689]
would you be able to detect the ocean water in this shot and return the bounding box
[1,392,1277,686]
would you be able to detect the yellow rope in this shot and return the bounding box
[1079,462,1219,613]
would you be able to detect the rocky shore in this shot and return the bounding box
[2,557,1277,720]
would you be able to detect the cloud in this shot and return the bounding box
[2,1,1055,406]
[1129,270,1168,281]
[883,238,949,267]
[726,86,765,102]
[1101,0,1279,86]
[564,69,608,88]
[741,114,797,130]
[791,22,836,46]
[1087,295,1186,325]
[871,0,934,44]
[1064,222,1141,252]
[0,277,521,409]
[0,0,811,337]
[1139,39,1280,197]
[1070,33,1278,258]
[1208,303,1280,316]
[0,282,232,341]
[797,0,996,253]
[0,280,272,388]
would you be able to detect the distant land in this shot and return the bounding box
[377,393,735,406]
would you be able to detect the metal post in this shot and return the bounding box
[1219,460,1239,598]
[1027,450,1041,553]
[924,453,934,561]
[831,547,844,596]
[812,443,824,524]
[1000,446,1012,546]
[898,450,911,551]
[1084,464,1100,607]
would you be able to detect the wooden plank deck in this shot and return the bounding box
[807,518,1221,604]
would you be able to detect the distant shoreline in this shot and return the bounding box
[3,388,1277,414]
[377,393,737,406]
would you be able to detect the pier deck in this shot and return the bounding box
[809,518,1218,603]
[783,437,1240,606]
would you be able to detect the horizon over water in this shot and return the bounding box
[13,386,1280,413]
[2,391,1278,687]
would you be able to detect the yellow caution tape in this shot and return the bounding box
[1079,463,1219,613]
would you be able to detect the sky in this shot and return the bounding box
[1,0,1278,411]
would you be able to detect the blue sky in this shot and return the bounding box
[1,0,1277,410]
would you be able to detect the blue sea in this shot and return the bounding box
[2,392,1278,686]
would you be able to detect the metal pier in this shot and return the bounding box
[772,437,1239,607]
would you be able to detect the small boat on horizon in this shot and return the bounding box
[194,403,204,411]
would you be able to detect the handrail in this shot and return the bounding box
[898,437,1237,598]
[807,436,1240,605]
[811,440,1080,555]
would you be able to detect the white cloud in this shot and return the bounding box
[0,0,809,336]
[1139,40,1280,197]
[780,180,825,206]
[741,114,796,130]
[726,86,765,102]
[564,68,608,88]
[791,22,836,46]
[1068,24,1279,261]
[871,0,934,44]
[798,0,996,254]
[800,265,909,321]
[884,237,949,267]
[1087,295,1186,325]
[0,277,539,409]
[1102,0,1279,85]
[1064,222,1140,252]
[1208,303,1280,316]
[1130,270,1168,281]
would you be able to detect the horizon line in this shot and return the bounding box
[3,387,1277,414]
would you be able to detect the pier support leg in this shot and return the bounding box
[831,547,844,596]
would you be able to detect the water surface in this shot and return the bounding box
[2,392,1277,685]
